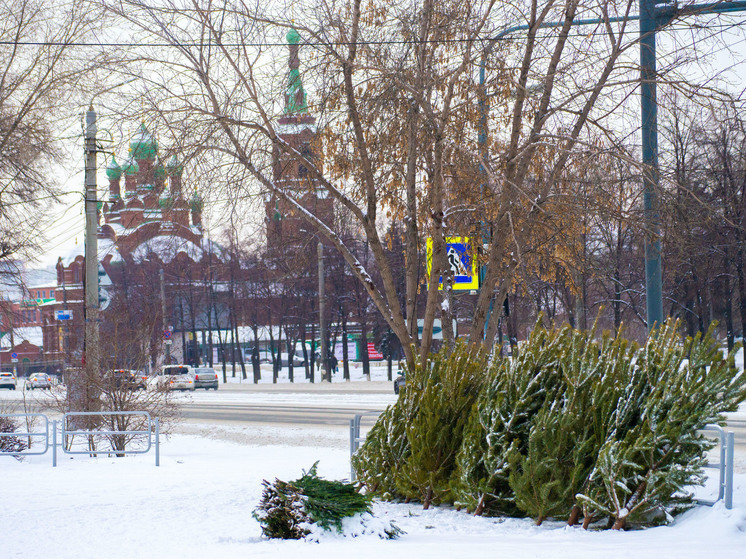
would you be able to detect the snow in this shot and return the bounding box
[2,367,746,558]
[129,235,224,264]
[2,416,745,558]
[60,237,123,265]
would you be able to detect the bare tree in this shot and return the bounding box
[101,0,723,366]
[0,1,110,265]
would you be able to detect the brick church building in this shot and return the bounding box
[40,124,219,370]
[38,28,336,373]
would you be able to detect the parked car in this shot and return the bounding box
[279,353,306,367]
[25,373,52,390]
[110,369,148,390]
[394,371,406,395]
[160,365,196,391]
[0,372,17,390]
[193,367,219,390]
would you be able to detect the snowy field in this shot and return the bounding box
[2,407,746,558]
[2,353,745,558]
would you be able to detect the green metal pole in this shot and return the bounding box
[640,0,664,332]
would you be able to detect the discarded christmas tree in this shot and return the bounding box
[451,321,572,516]
[253,462,395,539]
[577,322,746,529]
[395,342,488,508]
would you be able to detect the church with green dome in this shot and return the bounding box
[99,123,205,257]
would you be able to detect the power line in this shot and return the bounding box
[0,21,743,49]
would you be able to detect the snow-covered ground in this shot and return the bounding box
[2,354,745,558]
[2,405,746,558]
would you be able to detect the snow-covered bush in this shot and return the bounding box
[0,415,27,455]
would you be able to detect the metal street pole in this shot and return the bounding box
[83,105,100,409]
[318,242,329,382]
[640,0,664,331]
[160,269,171,365]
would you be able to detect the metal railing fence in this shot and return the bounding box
[1,411,159,467]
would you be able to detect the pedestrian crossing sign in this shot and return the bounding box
[425,237,479,291]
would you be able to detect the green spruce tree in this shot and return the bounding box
[451,319,571,516]
[395,342,488,508]
[577,322,746,529]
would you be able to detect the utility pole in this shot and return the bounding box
[82,104,100,412]
[318,242,329,382]
[640,0,664,331]
[160,269,171,365]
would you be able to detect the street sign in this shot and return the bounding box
[425,237,479,291]
[11,352,18,362]
[164,330,172,340]
[55,310,73,321]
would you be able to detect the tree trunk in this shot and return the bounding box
[737,243,746,371]
[567,505,580,526]
[360,310,370,380]
[342,309,350,380]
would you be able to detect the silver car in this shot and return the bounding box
[161,365,196,391]
[0,372,17,390]
[193,367,219,390]
[26,373,52,390]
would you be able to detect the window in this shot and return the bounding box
[50,289,54,298]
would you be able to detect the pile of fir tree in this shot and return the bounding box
[353,341,488,508]
[253,462,401,540]
[354,320,745,530]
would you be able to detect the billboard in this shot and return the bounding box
[425,237,479,291]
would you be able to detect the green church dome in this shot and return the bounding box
[130,122,158,160]
[287,28,301,45]
[106,156,122,180]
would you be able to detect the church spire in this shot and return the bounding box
[284,28,308,115]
